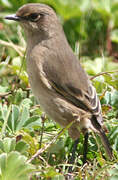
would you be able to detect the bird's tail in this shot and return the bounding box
[99,128,113,159]
[91,115,112,159]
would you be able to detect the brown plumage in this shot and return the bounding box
[5,3,112,159]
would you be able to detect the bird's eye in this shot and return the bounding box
[28,13,39,22]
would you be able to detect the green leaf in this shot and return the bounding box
[15,140,29,154]
[14,89,24,105]
[0,152,34,180]
[11,105,19,131]
[111,29,118,43]
[0,85,9,93]
[23,115,41,128]
[93,0,111,15]
[109,164,118,180]
[0,138,16,154]
[20,98,32,109]
[42,167,59,178]
[110,176,118,180]
[48,138,64,153]
[111,90,118,108]
[0,140,4,153]
[0,153,7,176]
[3,137,16,153]
[52,175,65,180]
[16,106,29,131]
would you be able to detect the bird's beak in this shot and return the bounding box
[5,14,21,21]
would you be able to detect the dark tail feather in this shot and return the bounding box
[91,115,112,159]
[99,128,113,159]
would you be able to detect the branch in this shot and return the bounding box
[0,92,11,97]
[90,70,118,80]
[27,121,75,163]
[0,40,25,57]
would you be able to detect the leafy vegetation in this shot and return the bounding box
[0,0,118,179]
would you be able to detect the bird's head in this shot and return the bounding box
[5,3,61,39]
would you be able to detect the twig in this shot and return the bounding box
[90,70,118,80]
[39,155,49,166]
[99,89,107,100]
[0,92,11,97]
[27,121,75,163]
[0,39,25,57]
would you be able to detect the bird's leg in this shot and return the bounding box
[39,114,46,149]
[83,132,89,164]
[68,138,79,173]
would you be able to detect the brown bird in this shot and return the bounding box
[5,3,112,163]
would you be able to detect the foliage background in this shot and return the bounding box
[0,0,118,179]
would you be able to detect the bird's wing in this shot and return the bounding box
[41,46,113,160]
[42,47,102,124]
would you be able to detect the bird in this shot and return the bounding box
[5,3,112,163]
